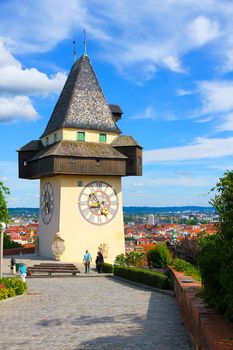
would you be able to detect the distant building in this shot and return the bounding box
[148,214,155,225]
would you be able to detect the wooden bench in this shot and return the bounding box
[27,263,80,277]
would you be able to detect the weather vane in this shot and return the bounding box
[73,40,77,62]
[84,29,87,56]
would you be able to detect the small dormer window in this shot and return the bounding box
[46,137,49,146]
[99,133,107,143]
[77,131,85,141]
[54,133,57,143]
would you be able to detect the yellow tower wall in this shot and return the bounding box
[39,175,125,263]
[41,128,118,146]
[39,176,61,257]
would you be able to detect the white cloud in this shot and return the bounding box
[0,38,67,96]
[0,0,229,80]
[122,172,214,206]
[162,55,184,73]
[132,106,156,120]
[129,176,215,187]
[0,38,19,67]
[0,38,67,123]
[0,66,67,96]
[176,89,193,96]
[0,96,38,122]
[144,136,233,163]
[216,113,233,132]
[199,80,233,114]
[188,16,220,46]
[0,0,109,54]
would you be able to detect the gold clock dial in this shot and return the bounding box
[78,181,119,225]
[40,182,54,225]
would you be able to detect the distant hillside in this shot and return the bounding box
[123,206,216,214]
[9,206,215,217]
[9,208,39,217]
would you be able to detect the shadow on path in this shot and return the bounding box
[77,278,192,349]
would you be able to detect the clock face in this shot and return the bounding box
[78,181,119,225]
[40,182,54,225]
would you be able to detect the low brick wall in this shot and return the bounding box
[3,247,35,256]
[171,268,233,349]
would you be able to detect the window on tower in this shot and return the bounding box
[77,131,85,141]
[99,133,107,142]
[54,133,57,142]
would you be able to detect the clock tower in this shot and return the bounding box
[18,52,142,263]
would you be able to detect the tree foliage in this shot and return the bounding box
[0,181,10,227]
[3,234,22,249]
[173,237,199,265]
[198,171,233,321]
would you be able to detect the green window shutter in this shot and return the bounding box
[99,133,107,142]
[77,132,85,141]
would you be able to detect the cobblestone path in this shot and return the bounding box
[0,277,192,350]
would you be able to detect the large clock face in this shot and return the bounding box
[78,181,119,225]
[40,182,54,225]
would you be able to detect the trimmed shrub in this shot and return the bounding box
[102,263,114,273]
[114,252,145,268]
[0,286,16,300]
[114,265,170,290]
[0,288,9,300]
[6,288,16,298]
[171,258,201,282]
[146,244,171,268]
[0,277,27,296]
[126,251,145,268]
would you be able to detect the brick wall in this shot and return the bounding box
[171,268,233,350]
[3,247,35,256]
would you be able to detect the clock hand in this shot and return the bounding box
[89,192,99,202]
[101,207,109,216]
[89,192,109,216]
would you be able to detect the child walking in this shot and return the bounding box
[19,261,27,282]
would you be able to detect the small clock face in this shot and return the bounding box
[40,182,54,225]
[78,181,119,225]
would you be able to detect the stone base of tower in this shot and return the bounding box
[39,175,125,264]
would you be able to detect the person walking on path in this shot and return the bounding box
[19,261,27,282]
[95,251,104,273]
[83,250,92,273]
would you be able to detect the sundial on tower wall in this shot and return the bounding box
[17,47,142,263]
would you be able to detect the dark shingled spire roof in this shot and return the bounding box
[41,55,121,138]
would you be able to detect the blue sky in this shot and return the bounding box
[1,0,233,207]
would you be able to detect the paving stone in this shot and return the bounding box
[0,274,192,350]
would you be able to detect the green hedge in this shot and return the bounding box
[171,258,201,282]
[0,277,27,300]
[102,263,114,273]
[114,265,170,290]
[146,244,171,268]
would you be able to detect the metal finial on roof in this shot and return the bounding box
[83,29,87,56]
[73,40,77,62]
